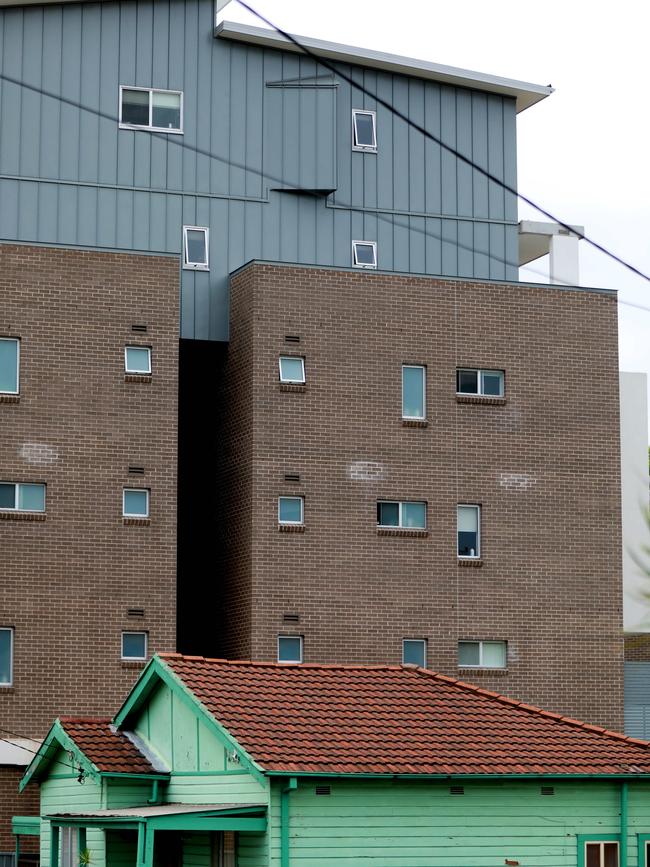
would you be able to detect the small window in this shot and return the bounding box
[402,365,426,419]
[125,346,151,375]
[123,488,149,518]
[0,628,13,686]
[402,639,426,667]
[183,226,209,271]
[352,109,377,152]
[352,240,377,269]
[278,496,303,525]
[119,86,183,133]
[0,338,19,394]
[60,826,77,867]
[0,483,45,513]
[585,842,619,867]
[279,356,305,384]
[377,501,426,530]
[211,832,236,867]
[458,640,507,669]
[278,635,303,664]
[457,368,504,397]
[121,631,147,661]
[457,504,480,558]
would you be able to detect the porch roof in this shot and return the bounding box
[46,803,265,820]
[45,802,267,833]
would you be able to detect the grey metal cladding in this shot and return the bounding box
[0,0,519,341]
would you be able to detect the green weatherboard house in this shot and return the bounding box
[18,653,650,867]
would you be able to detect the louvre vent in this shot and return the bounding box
[131,324,148,332]
[128,466,145,475]
[449,786,464,795]
[127,608,145,617]
[315,786,330,796]
[283,613,300,623]
[284,335,300,343]
[284,473,300,482]
[540,786,554,796]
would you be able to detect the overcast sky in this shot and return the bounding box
[228,0,650,432]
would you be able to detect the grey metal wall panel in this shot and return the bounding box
[0,0,519,340]
[625,662,650,738]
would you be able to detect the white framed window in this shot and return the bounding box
[352,109,377,152]
[402,365,426,419]
[0,338,19,394]
[377,501,426,530]
[457,504,480,558]
[278,496,304,525]
[457,368,504,397]
[0,628,13,687]
[125,346,152,375]
[584,841,619,867]
[352,240,377,269]
[123,488,149,518]
[119,86,183,133]
[0,483,45,512]
[458,640,507,669]
[121,631,148,661]
[402,639,426,667]
[278,635,303,664]
[183,226,210,271]
[279,356,305,384]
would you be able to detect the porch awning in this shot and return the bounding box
[12,816,40,836]
[45,802,266,832]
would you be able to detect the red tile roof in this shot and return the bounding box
[159,654,650,776]
[59,718,159,775]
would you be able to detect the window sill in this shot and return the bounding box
[458,558,483,567]
[401,419,428,428]
[121,660,147,669]
[0,394,20,404]
[0,511,46,522]
[456,395,506,406]
[377,528,428,538]
[122,517,151,527]
[124,374,152,384]
[279,524,306,533]
[279,383,306,393]
[458,667,508,676]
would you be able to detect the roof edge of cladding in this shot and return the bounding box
[215,20,553,113]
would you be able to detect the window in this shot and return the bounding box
[458,640,507,669]
[352,109,377,152]
[119,86,183,133]
[279,356,305,384]
[352,240,377,269]
[457,505,480,558]
[121,631,147,661]
[124,346,151,375]
[278,635,303,663]
[402,365,426,419]
[123,489,149,518]
[377,501,426,530]
[183,226,209,271]
[457,368,504,397]
[0,338,19,394]
[0,483,45,512]
[0,628,13,686]
[402,639,426,667]
[60,827,77,867]
[278,496,303,525]
[584,842,619,867]
[212,832,236,867]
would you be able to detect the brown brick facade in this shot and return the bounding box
[222,262,623,730]
[0,244,179,837]
[0,768,38,853]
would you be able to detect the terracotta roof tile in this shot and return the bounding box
[59,718,158,775]
[159,654,650,776]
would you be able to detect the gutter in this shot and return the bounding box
[266,771,650,780]
[280,777,297,867]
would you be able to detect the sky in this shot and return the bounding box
[226,0,650,431]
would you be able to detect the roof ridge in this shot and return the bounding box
[59,716,113,725]
[412,667,650,748]
[159,652,405,671]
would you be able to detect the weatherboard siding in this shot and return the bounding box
[0,0,518,341]
[268,778,648,867]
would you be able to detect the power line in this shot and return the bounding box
[233,0,650,286]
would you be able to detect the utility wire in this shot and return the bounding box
[0,727,86,779]
[234,0,650,285]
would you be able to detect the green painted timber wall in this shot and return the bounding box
[266,778,650,867]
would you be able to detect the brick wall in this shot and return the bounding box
[0,767,38,852]
[625,634,650,661]
[0,244,179,741]
[224,262,623,730]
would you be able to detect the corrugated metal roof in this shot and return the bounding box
[46,803,265,819]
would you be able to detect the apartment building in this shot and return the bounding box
[0,0,623,858]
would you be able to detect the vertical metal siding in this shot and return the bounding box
[0,0,519,341]
[624,662,650,739]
